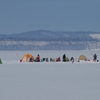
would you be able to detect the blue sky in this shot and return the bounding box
[0,0,100,34]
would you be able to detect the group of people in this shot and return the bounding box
[63,53,98,62]
[50,57,61,62]
[62,54,74,63]
[29,54,74,63]
[29,54,40,62]
[28,53,98,62]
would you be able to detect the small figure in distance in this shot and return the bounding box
[35,54,40,62]
[70,57,74,63]
[56,57,61,62]
[63,54,66,62]
[93,54,97,62]
[29,57,34,62]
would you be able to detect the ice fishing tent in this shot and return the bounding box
[21,54,34,62]
[78,55,87,61]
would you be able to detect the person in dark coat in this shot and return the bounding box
[70,57,74,63]
[63,54,66,62]
[93,54,97,61]
[29,57,34,62]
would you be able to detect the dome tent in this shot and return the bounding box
[21,54,34,62]
[78,55,87,61]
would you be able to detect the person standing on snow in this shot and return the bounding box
[70,57,74,63]
[93,54,97,61]
[63,54,66,62]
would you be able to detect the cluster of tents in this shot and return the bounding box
[20,53,99,63]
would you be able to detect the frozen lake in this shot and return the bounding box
[0,50,100,100]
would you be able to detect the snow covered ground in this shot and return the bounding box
[0,50,100,100]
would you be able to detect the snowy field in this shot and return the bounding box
[0,50,100,100]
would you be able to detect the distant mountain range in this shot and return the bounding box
[0,30,100,50]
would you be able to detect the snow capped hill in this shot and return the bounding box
[90,34,100,40]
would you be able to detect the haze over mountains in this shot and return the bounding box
[0,30,100,50]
